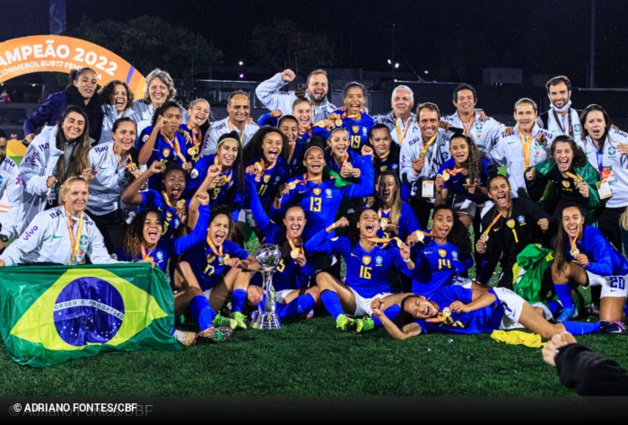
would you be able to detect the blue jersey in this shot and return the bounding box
[272,157,374,240]
[312,111,375,153]
[115,204,210,272]
[247,175,315,290]
[306,232,409,298]
[247,155,291,211]
[140,189,187,239]
[183,239,250,291]
[186,154,243,222]
[138,126,191,190]
[325,149,366,179]
[437,157,493,204]
[571,225,628,276]
[257,112,279,127]
[415,286,503,334]
[410,239,473,296]
[376,202,421,241]
[372,144,401,182]
[287,138,307,178]
[178,123,203,162]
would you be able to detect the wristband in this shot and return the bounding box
[403,257,411,263]
[332,223,336,229]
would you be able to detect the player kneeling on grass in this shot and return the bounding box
[305,207,415,332]
[371,284,622,340]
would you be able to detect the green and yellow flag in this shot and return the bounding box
[0,263,180,367]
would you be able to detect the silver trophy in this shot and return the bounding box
[250,243,283,329]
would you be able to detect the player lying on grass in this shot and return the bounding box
[371,284,624,340]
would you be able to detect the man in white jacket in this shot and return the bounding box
[255,68,336,123]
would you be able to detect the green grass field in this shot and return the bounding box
[0,219,625,421]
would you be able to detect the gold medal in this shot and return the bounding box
[479,233,489,242]
[128,163,138,173]
[344,162,353,171]
[222,254,230,264]
[176,199,186,209]
[287,181,298,190]
[570,247,580,257]
[506,219,515,229]
[415,230,425,243]
[418,152,426,160]
[290,249,300,259]
[442,170,450,181]
[188,146,199,157]
[335,118,342,127]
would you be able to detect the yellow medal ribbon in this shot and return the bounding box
[287,235,304,259]
[395,116,412,144]
[419,134,438,159]
[65,210,84,265]
[520,132,532,168]
[161,130,187,163]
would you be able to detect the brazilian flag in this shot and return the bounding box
[0,263,180,367]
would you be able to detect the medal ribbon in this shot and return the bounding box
[213,155,233,184]
[461,115,475,136]
[287,235,304,256]
[520,132,532,168]
[141,243,155,261]
[565,171,583,185]
[161,131,187,163]
[395,116,412,144]
[481,212,503,239]
[206,234,224,258]
[420,134,438,158]
[65,210,84,265]
[227,120,244,144]
[361,236,401,249]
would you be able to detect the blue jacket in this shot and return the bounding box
[23,91,68,136]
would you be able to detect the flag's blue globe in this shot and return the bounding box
[54,277,125,346]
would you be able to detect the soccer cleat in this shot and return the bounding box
[173,329,197,346]
[600,320,626,334]
[213,313,237,329]
[195,326,233,343]
[336,314,355,331]
[556,306,578,323]
[355,317,375,333]
[231,311,248,329]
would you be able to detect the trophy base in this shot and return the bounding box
[250,311,282,329]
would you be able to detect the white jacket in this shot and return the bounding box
[19,127,66,225]
[255,72,336,123]
[201,117,259,156]
[399,128,451,200]
[489,124,554,198]
[0,206,118,266]
[0,156,25,239]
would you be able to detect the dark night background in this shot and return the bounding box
[2,0,627,88]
